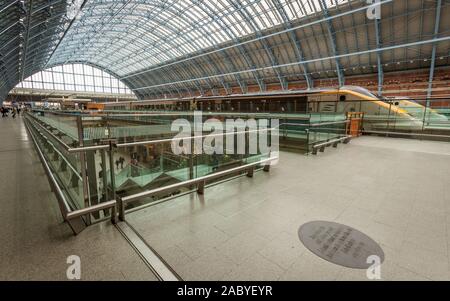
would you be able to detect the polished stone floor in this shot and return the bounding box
[2,115,450,281]
[0,117,157,280]
[127,135,450,281]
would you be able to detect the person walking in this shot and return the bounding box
[12,108,16,119]
[115,160,120,170]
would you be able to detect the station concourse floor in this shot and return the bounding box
[0,117,158,281]
[126,134,450,281]
[1,116,450,281]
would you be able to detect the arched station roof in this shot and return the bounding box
[1,0,449,101]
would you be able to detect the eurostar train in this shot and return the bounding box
[307,86,448,131]
[92,86,448,131]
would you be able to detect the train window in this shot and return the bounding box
[395,102,400,106]
[340,95,346,102]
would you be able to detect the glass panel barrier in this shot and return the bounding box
[24,114,85,211]
[30,98,450,229]
[30,109,80,143]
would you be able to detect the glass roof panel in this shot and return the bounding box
[47,0,349,77]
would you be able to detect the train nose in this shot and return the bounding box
[429,113,449,123]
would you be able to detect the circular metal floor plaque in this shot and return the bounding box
[298,221,385,269]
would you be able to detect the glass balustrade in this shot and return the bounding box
[25,115,85,211]
[24,96,450,231]
[24,108,356,220]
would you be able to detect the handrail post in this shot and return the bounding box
[245,126,250,162]
[247,166,255,178]
[197,180,206,195]
[306,128,310,154]
[100,149,109,201]
[111,203,118,224]
[76,115,91,225]
[117,196,125,222]
[108,140,117,201]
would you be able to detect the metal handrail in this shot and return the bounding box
[25,110,291,234]
[113,121,346,149]
[26,111,347,153]
[114,127,276,149]
[25,118,72,216]
[26,113,73,150]
[312,136,352,149]
[66,156,278,224]
[25,117,117,234]
[32,129,83,181]
[26,111,281,230]
[68,144,110,153]
[309,120,350,127]
[117,156,278,221]
[363,130,450,139]
[33,109,313,120]
[66,200,117,220]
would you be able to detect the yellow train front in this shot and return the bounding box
[307,86,448,133]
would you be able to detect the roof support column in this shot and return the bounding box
[272,0,312,89]
[231,0,287,90]
[374,17,384,96]
[319,0,344,87]
[426,0,442,103]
